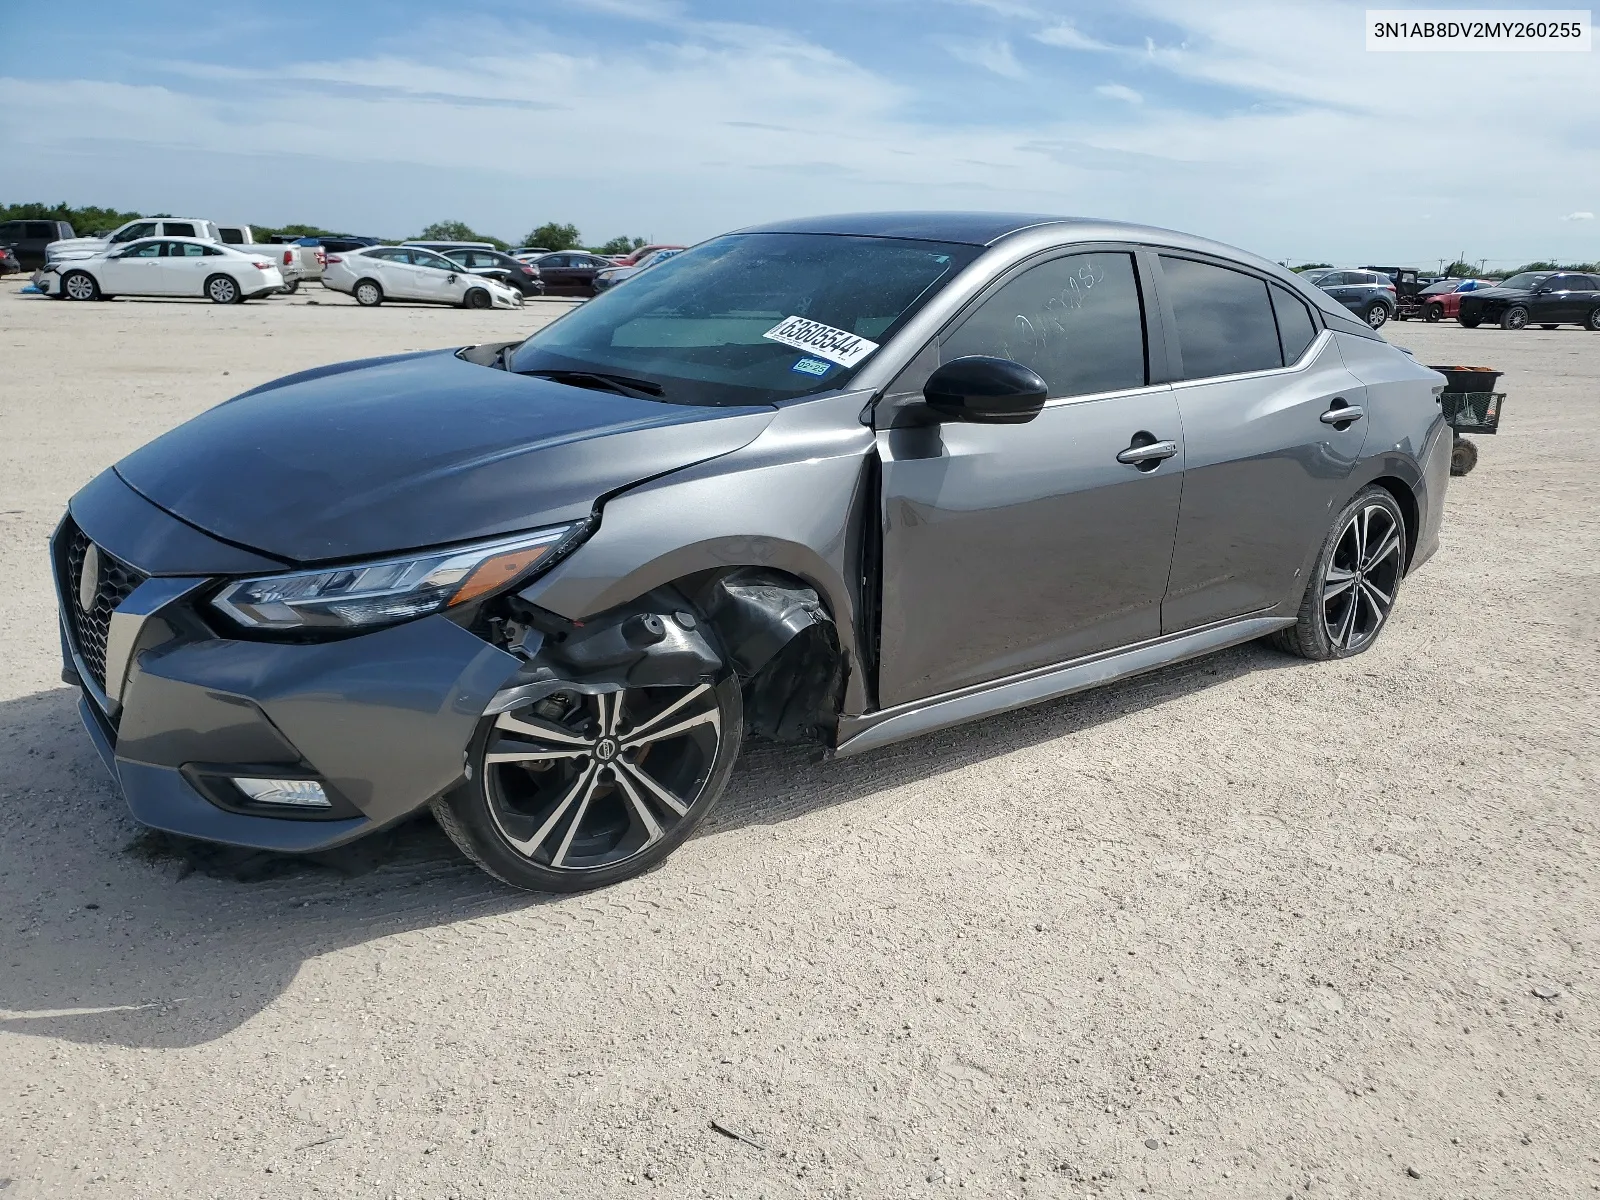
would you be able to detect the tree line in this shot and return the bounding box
[1,202,656,255]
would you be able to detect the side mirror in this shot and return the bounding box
[923,356,1048,424]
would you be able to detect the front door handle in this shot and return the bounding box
[1320,402,1365,426]
[1116,438,1179,466]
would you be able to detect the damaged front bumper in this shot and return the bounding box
[53,479,521,853]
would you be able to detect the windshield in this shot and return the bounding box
[1420,281,1457,295]
[1497,272,1550,291]
[508,232,981,405]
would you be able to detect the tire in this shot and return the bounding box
[281,279,300,295]
[1450,437,1479,476]
[1363,301,1389,329]
[1424,303,1443,322]
[1500,305,1529,330]
[433,675,743,892]
[61,270,99,301]
[1270,485,1407,661]
[1459,315,1482,328]
[205,274,240,304]
[1588,307,1600,332]
[353,279,383,307]
[463,287,492,310]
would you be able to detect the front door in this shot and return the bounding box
[1536,274,1597,324]
[876,249,1185,707]
[1156,255,1371,631]
[98,239,165,294]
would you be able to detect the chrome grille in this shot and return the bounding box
[62,523,146,693]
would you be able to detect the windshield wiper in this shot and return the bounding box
[517,368,665,398]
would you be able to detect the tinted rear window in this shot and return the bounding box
[1270,285,1318,364]
[1160,256,1283,379]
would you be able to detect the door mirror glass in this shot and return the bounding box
[923,356,1047,424]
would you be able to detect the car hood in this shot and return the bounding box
[46,236,111,261]
[114,349,777,564]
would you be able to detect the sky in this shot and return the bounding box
[1,0,1596,267]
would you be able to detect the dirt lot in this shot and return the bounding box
[1,281,1595,1199]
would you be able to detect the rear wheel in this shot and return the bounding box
[353,279,383,307]
[1500,305,1529,330]
[434,676,742,892]
[1588,307,1600,332]
[1271,485,1407,661]
[205,274,240,304]
[62,270,99,301]
[464,287,492,309]
[1363,301,1389,329]
[1424,303,1443,322]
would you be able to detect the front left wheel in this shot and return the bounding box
[433,677,743,892]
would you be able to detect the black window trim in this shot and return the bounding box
[1147,249,1330,384]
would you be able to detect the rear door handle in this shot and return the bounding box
[1116,439,1179,465]
[1320,403,1365,425]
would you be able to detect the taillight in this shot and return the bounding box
[325,254,342,264]
[282,249,294,264]
[316,250,327,266]
[252,260,272,270]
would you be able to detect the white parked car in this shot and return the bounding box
[320,245,523,308]
[38,237,284,303]
[45,217,223,265]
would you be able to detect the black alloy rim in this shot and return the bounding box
[483,685,722,873]
[1321,502,1403,652]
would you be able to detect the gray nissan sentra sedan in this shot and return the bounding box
[53,213,1451,891]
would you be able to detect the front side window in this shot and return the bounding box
[413,251,457,272]
[119,240,164,259]
[941,252,1147,399]
[1498,272,1550,291]
[510,232,980,406]
[1160,255,1283,380]
[1270,284,1318,364]
[111,222,158,244]
[25,222,56,239]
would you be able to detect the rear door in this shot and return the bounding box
[1537,274,1593,324]
[876,248,1185,704]
[163,241,213,295]
[1157,255,1371,631]
[538,254,578,293]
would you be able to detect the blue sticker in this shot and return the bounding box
[791,357,832,377]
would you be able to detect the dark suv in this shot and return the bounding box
[0,219,76,270]
[1456,271,1600,330]
[1307,269,1397,329]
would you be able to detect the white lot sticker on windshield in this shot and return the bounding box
[762,315,879,368]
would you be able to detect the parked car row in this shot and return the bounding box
[12,220,689,306]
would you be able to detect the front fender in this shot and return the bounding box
[519,391,877,716]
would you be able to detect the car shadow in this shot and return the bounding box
[0,637,1298,1050]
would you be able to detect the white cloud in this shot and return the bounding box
[942,37,1027,78]
[1563,211,1595,221]
[1032,22,1114,52]
[1095,83,1143,104]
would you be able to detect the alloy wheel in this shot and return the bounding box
[1366,304,1388,328]
[64,273,96,301]
[1320,502,1403,652]
[1587,308,1600,331]
[482,684,723,874]
[1504,306,1528,330]
[208,276,238,304]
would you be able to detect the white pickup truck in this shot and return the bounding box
[217,226,321,291]
[43,219,306,293]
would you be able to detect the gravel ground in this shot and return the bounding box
[1,282,1596,1199]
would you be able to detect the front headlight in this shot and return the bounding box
[212,523,584,632]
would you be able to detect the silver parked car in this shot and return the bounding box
[53,213,1450,892]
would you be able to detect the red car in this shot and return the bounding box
[1420,279,1493,322]
[612,243,684,267]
